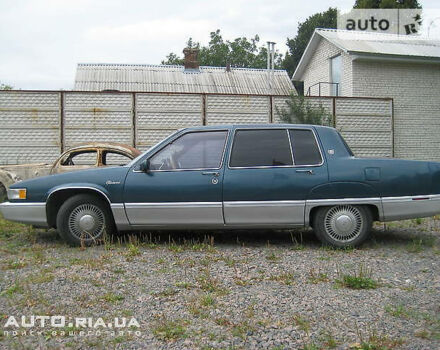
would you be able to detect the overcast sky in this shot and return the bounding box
[0,0,439,90]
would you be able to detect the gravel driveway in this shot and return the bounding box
[0,216,439,350]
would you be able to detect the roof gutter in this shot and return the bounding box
[350,52,440,64]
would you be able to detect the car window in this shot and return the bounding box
[289,129,322,166]
[61,150,97,166]
[230,129,293,167]
[149,131,228,171]
[102,151,132,166]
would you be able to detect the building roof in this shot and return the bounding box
[74,63,294,96]
[293,28,440,81]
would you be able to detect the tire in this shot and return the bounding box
[56,194,116,246]
[0,183,6,203]
[312,205,372,248]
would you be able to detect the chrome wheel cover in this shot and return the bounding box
[68,203,105,240]
[324,205,363,243]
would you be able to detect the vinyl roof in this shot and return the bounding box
[293,28,440,80]
[74,63,294,96]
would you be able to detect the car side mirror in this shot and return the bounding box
[139,159,150,173]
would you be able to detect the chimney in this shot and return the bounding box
[183,48,199,70]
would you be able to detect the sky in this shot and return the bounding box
[0,0,439,90]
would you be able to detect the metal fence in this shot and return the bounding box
[0,90,393,164]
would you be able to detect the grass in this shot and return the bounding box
[354,325,404,350]
[0,282,24,297]
[336,264,379,290]
[319,331,339,348]
[152,288,179,298]
[101,292,125,304]
[152,318,188,341]
[2,259,27,270]
[292,313,311,336]
[265,251,280,262]
[126,243,141,258]
[268,272,294,285]
[406,236,436,253]
[385,304,410,318]
[231,320,255,339]
[200,293,216,307]
[175,281,194,289]
[308,268,330,284]
[196,269,228,295]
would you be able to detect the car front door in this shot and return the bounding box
[124,130,228,226]
[223,128,328,226]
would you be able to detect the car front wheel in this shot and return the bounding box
[312,205,372,247]
[56,194,115,246]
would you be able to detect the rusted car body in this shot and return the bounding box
[0,143,140,201]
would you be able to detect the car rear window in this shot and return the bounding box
[289,129,322,166]
[230,129,293,167]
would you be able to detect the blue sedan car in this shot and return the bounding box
[1,124,440,247]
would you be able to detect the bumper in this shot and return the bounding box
[0,201,48,227]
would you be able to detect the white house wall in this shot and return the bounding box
[352,59,440,161]
[301,38,353,97]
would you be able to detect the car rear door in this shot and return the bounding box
[222,127,328,226]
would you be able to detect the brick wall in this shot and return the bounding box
[302,38,353,97]
[352,60,440,161]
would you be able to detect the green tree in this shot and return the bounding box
[276,93,332,126]
[354,0,421,8]
[0,83,13,90]
[283,8,337,79]
[162,29,283,69]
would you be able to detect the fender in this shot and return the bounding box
[305,181,384,225]
[46,183,112,204]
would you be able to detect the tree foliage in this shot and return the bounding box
[0,83,13,90]
[162,30,283,69]
[283,8,337,78]
[354,0,421,8]
[276,93,332,126]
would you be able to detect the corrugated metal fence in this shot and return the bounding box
[0,91,393,164]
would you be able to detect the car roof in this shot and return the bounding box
[64,142,141,157]
[181,124,335,132]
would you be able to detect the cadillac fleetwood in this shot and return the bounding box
[1,124,440,247]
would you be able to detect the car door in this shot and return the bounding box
[223,127,328,225]
[124,130,229,226]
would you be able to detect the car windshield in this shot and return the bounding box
[126,129,182,168]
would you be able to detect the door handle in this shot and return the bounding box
[202,171,220,177]
[296,169,314,175]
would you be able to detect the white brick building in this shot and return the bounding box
[293,29,440,161]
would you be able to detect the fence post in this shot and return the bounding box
[391,98,395,157]
[332,97,336,128]
[59,91,64,153]
[202,94,207,125]
[269,95,274,123]
[132,93,136,148]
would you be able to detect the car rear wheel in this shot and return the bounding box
[312,205,372,247]
[56,194,115,246]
